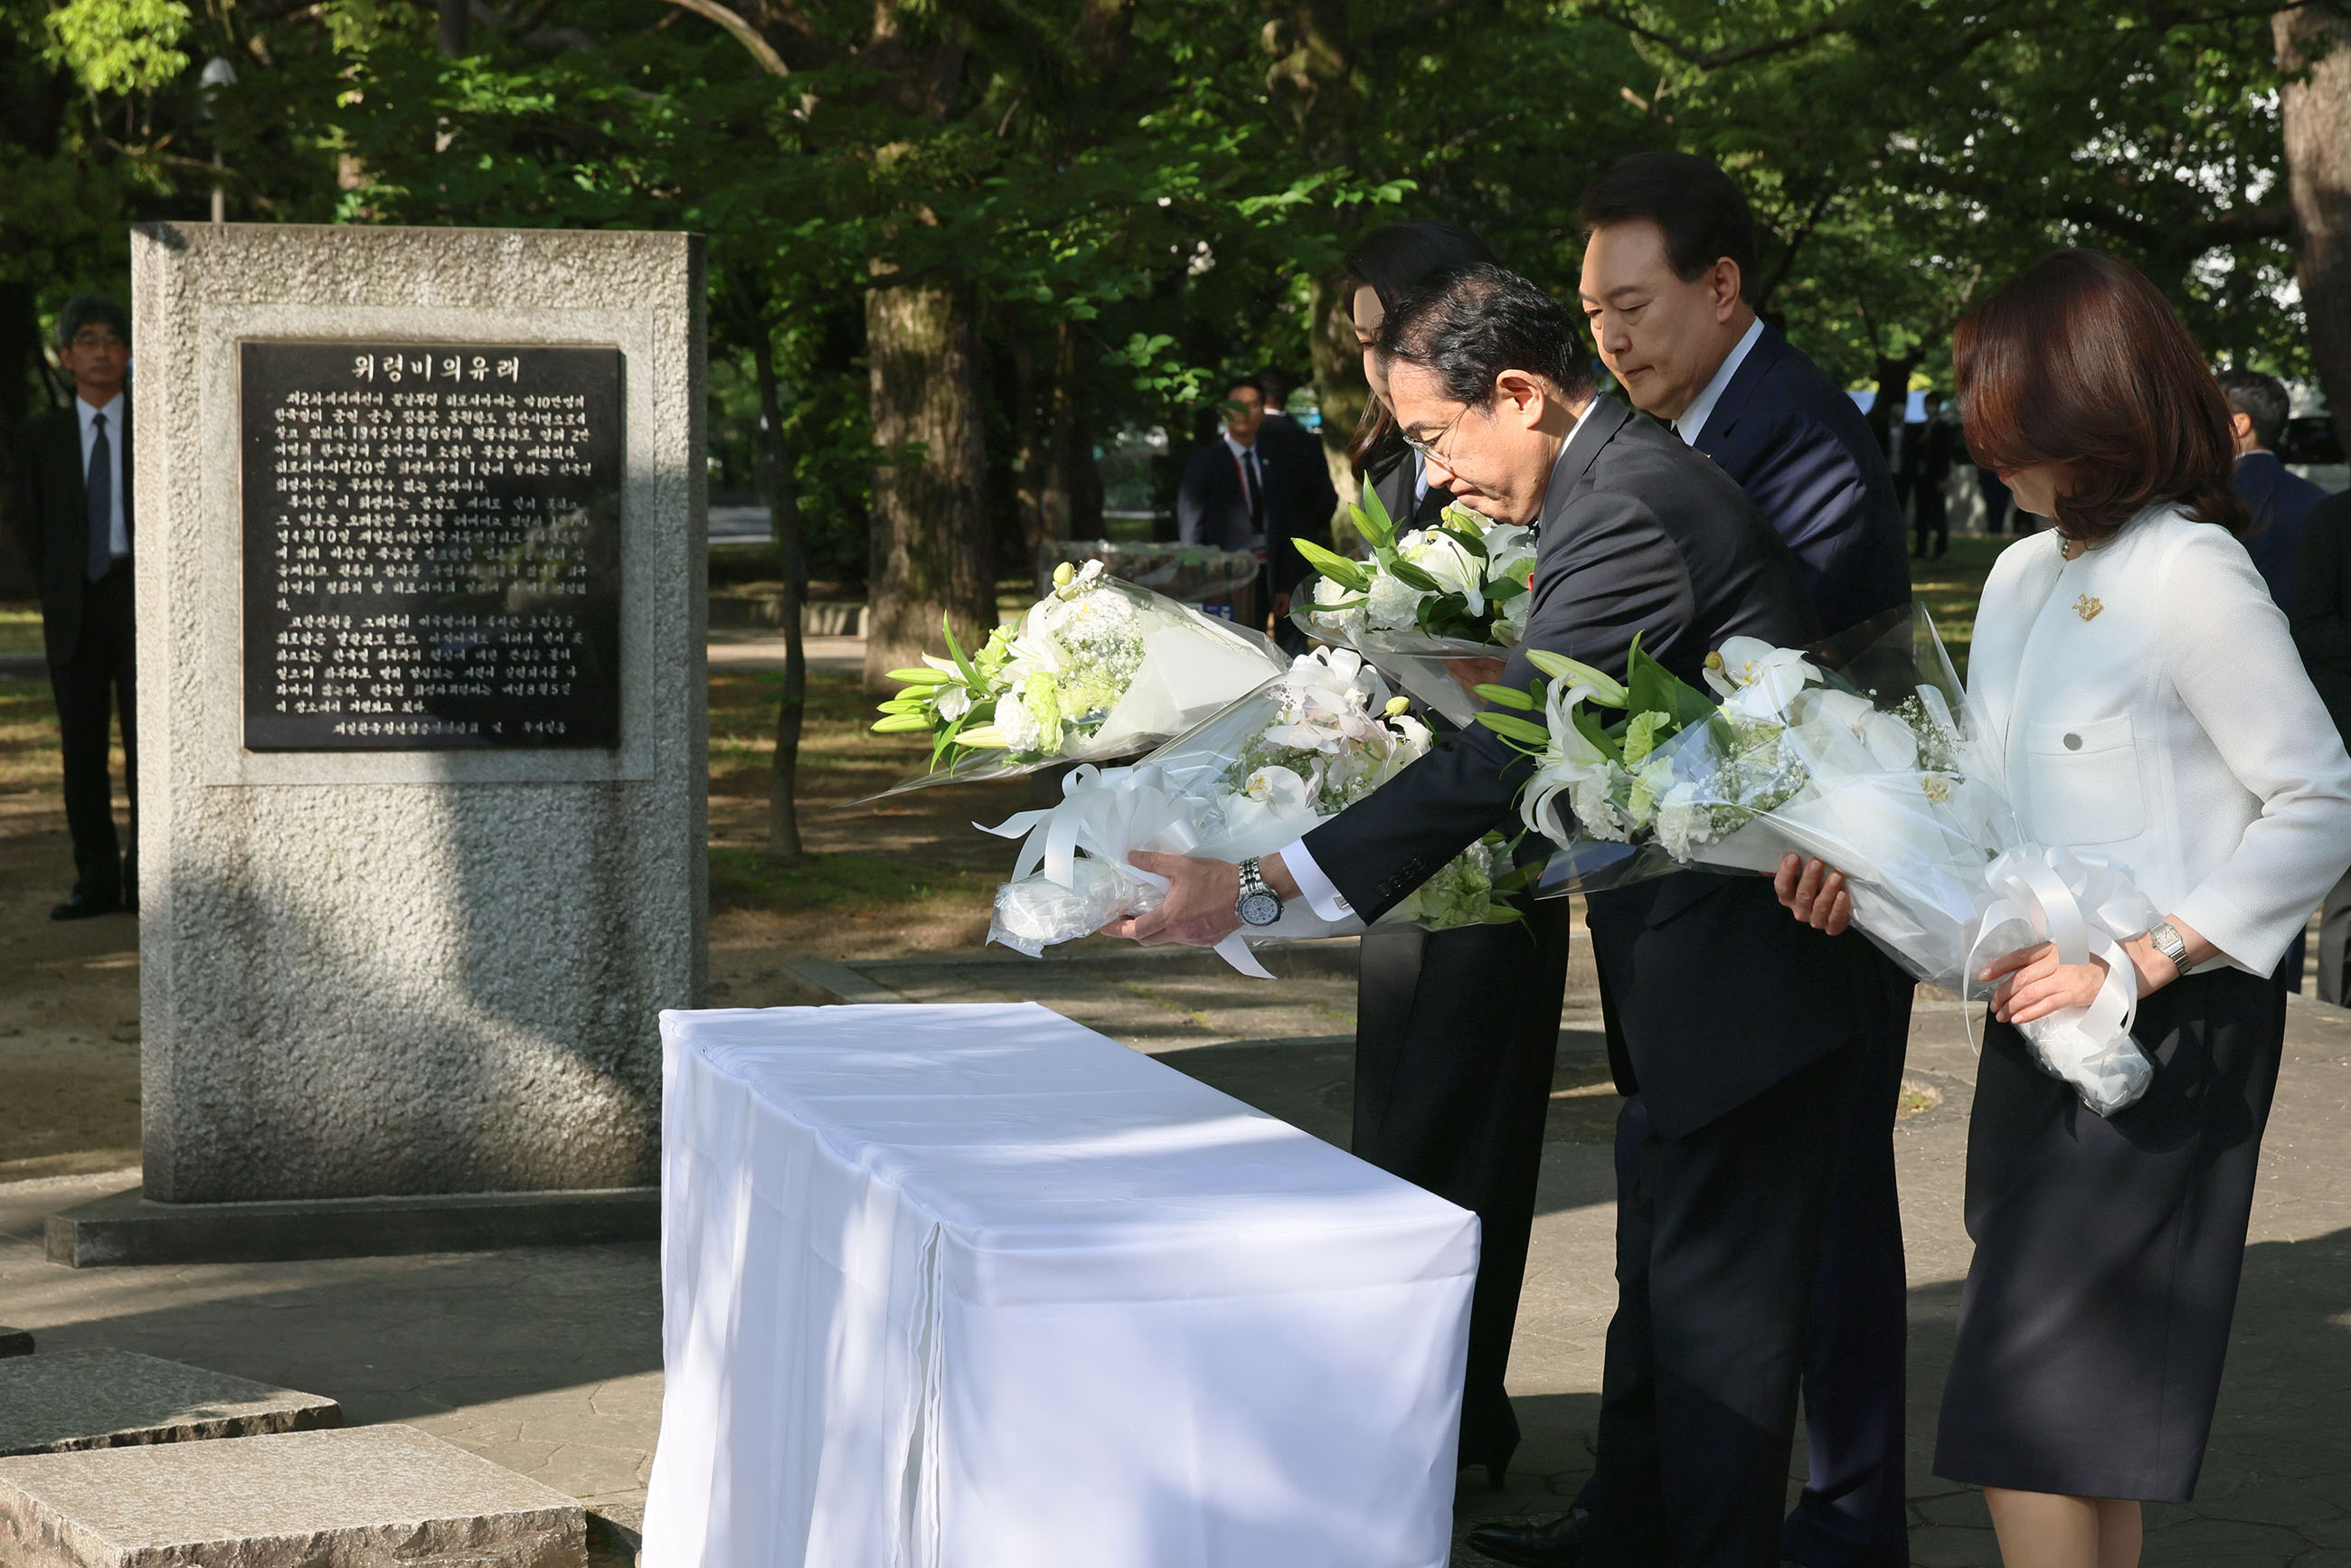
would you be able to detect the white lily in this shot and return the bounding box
[1400,526,1487,616]
[1521,673,1619,844]
[1704,637,1820,717]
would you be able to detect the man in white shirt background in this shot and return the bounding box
[7,296,137,920]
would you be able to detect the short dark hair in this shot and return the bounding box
[1257,366,1295,407]
[1375,264,1595,406]
[1223,374,1266,401]
[2215,369,2290,451]
[1955,250,2247,543]
[57,294,130,349]
[1580,151,1759,303]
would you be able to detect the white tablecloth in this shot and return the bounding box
[642,1003,1478,1568]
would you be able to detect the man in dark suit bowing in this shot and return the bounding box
[1564,151,1916,1568]
[9,295,137,921]
[1111,265,1905,1567]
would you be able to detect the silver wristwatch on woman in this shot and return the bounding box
[2146,920,2190,977]
[1234,857,1284,927]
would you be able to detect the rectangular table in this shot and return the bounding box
[642,1003,1478,1568]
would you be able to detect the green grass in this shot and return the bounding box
[1912,534,2030,680]
[0,604,40,656]
[709,845,993,913]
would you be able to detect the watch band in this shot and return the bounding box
[2147,920,2189,977]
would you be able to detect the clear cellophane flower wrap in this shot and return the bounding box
[865,562,1286,800]
[978,647,1523,976]
[1289,487,1534,727]
[1525,603,2163,1114]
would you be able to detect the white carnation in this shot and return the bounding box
[1364,572,1423,630]
[995,690,1043,754]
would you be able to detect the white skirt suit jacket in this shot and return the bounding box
[1967,504,2351,977]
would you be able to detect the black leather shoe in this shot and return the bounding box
[1468,1507,1590,1566]
[51,887,123,921]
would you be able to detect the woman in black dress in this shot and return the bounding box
[1782,251,2351,1566]
[1335,222,1577,1488]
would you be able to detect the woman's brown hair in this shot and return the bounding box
[1339,221,1498,474]
[1953,249,2248,543]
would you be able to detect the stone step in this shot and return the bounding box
[46,1185,657,1269]
[0,1423,584,1568]
[0,1327,30,1358]
[0,1349,340,1457]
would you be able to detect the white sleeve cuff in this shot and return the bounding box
[1277,838,1354,922]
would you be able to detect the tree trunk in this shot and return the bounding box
[2278,4,2351,456]
[1865,350,1921,455]
[1308,273,1368,548]
[864,275,994,693]
[1040,319,1100,544]
[1010,329,1045,556]
[0,282,47,597]
[751,324,808,863]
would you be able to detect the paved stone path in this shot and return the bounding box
[5,939,2350,1564]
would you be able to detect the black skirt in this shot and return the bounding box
[1933,966,2284,1501]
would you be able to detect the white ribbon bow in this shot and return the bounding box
[979,763,1204,886]
[1963,845,2161,1114]
[977,764,1316,980]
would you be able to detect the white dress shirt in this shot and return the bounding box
[76,392,130,560]
[1670,316,1765,448]
[1969,505,2351,975]
[1279,398,1604,921]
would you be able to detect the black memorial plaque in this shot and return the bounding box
[241,342,624,751]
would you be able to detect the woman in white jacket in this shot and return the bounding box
[1781,250,2351,1568]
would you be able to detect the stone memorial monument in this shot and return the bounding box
[51,223,705,1263]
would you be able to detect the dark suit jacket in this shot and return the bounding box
[1176,436,1327,596]
[1692,326,1910,635]
[2236,449,2329,609]
[1261,411,1340,543]
[1364,445,1454,533]
[2289,488,2351,744]
[1306,395,1881,1137]
[11,399,132,667]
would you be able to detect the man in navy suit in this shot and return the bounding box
[1534,150,1915,1568]
[2219,369,2333,993]
[2219,370,2328,610]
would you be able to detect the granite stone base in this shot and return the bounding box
[0,1424,584,1568]
[0,1327,30,1358]
[46,1186,658,1268]
[0,1350,340,1457]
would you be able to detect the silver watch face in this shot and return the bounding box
[1237,890,1282,927]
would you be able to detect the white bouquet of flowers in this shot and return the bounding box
[1291,487,1537,725]
[980,647,1525,976]
[1502,605,2161,1115]
[869,561,1286,796]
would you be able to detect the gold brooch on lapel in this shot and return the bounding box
[2073,594,2104,622]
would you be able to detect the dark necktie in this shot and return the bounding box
[1242,449,1264,531]
[87,411,113,582]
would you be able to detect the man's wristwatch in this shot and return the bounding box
[1234,857,1284,927]
[2146,920,2190,978]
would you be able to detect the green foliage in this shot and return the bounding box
[0,0,2320,543]
[42,0,188,95]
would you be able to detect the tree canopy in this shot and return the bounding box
[5,0,2334,847]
